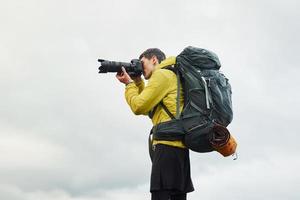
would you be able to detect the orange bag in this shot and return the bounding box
[210,124,238,157]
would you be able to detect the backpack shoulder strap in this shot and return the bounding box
[148,65,181,120]
[163,64,181,119]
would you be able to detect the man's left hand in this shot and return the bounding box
[116,67,134,85]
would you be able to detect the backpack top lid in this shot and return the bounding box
[177,46,221,70]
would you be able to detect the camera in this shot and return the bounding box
[98,59,143,77]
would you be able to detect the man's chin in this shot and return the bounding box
[143,73,148,80]
[144,74,151,80]
[143,72,152,80]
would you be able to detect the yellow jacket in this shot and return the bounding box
[125,57,185,148]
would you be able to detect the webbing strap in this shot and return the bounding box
[160,102,175,120]
[148,104,159,119]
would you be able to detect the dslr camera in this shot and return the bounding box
[98,59,143,77]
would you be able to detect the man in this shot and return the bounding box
[116,48,194,200]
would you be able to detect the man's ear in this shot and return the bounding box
[151,56,158,65]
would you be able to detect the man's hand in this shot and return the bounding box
[131,75,142,83]
[116,67,134,85]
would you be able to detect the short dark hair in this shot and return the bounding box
[139,48,166,63]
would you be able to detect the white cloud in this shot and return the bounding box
[0,125,68,169]
[189,152,300,200]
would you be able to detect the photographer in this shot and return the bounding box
[116,48,194,200]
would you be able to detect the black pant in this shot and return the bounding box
[150,144,194,193]
[151,190,186,200]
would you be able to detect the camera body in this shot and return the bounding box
[98,59,143,77]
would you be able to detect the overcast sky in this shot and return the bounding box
[1,0,299,199]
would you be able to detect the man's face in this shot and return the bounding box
[140,56,159,80]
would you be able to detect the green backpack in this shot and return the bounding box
[150,46,233,153]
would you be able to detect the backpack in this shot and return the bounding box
[151,46,237,156]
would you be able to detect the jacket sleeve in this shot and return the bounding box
[125,70,172,115]
[135,79,145,94]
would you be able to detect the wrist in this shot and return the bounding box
[133,77,142,84]
[132,76,142,81]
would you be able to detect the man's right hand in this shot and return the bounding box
[131,75,142,83]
